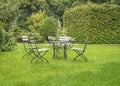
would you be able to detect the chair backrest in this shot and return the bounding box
[59,36,71,42]
[22,36,29,42]
[82,36,88,53]
[22,36,30,51]
[28,36,38,52]
[48,36,57,41]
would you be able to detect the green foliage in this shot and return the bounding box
[64,3,120,43]
[109,0,120,5]
[1,32,16,51]
[17,0,43,29]
[27,10,47,32]
[0,26,5,49]
[0,0,19,32]
[1,0,120,45]
[26,10,48,42]
[40,17,57,40]
[29,32,44,43]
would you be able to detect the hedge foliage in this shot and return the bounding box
[63,3,120,43]
[0,26,5,49]
[0,25,17,51]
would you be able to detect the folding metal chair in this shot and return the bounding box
[72,37,88,61]
[29,36,49,64]
[22,36,33,58]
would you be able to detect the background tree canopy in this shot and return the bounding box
[0,0,120,51]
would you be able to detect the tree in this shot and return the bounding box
[17,0,48,29]
[40,17,57,41]
[27,10,47,32]
[0,0,19,32]
[45,0,81,27]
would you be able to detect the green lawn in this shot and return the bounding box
[0,44,120,86]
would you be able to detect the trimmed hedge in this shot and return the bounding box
[0,26,5,49]
[63,3,120,43]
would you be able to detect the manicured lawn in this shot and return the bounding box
[0,44,120,86]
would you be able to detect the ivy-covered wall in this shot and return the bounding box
[63,3,120,43]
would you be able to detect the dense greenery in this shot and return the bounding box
[0,25,16,51]
[1,32,16,51]
[64,3,120,43]
[1,0,119,31]
[0,0,120,50]
[27,10,47,32]
[0,44,120,86]
[0,26,5,49]
[40,17,57,41]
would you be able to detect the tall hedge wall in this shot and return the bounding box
[63,3,120,43]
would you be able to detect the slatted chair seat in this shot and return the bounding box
[72,48,84,51]
[34,48,49,52]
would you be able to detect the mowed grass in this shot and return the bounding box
[0,44,120,86]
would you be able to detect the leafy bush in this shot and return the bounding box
[27,10,47,32]
[0,26,5,49]
[39,17,57,41]
[10,25,44,43]
[1,32,16,51]
[63,3,120,43]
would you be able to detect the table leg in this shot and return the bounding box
[64,43,67,59]
[53,43,56,59]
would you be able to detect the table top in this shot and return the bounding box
[49,40,68,44]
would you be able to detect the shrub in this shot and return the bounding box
[39,17,57,41]
[0,26,5,49]
[63,3,120,43]
[1,32,16,51]
[27,10,47,32]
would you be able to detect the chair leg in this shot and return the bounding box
[30,57,36,63]
[35,51,49,64]
[73,50,82,61]
[73,50,87,62]
[36,55,49,64]
[23,53,28,58]
[42,51,49,63]
[35,56,44,64]
[81,55,88,62]
[23,51,33,58]
[41,56,49,64]
[73,56,79,61]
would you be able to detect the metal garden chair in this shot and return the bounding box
[29,36,49,64]
[72,37,88,61]
[22,36,33,58]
